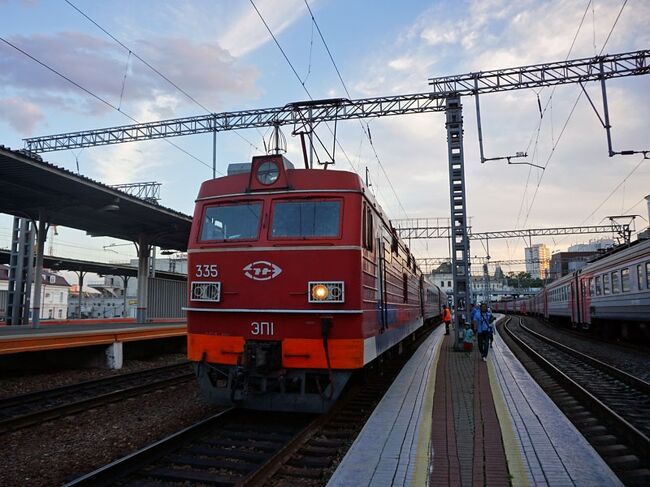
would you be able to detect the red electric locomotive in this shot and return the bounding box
[185,154,445,412]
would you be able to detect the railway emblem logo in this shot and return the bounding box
[243,261,282,281]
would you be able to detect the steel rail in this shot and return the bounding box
[503,318,650,458]
[63,407,237,487]
[518,320,650,394]
[0,363,193,433]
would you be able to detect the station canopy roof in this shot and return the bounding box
[0,250,187,281]
[0,146,192,251]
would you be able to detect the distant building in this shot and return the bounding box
[430,262,453,296]
[549,251,596,280]
[524,244,550,279]
[0,265,70,320]
[568,238,615,253]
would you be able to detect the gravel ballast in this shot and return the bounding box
[0,353,188,399]
[0,380,217,487]
[522,318,650,382]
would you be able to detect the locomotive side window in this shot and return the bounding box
[646,262,650,289]
[621,268,630,292]
[271,200,341,238]
[362,206,374,251]
[611,271,620,294]
[589,277,595,296]
[200,202,262,241]
[595,276,602,295]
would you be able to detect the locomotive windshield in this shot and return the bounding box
[271,200,341,238]
[200,202,262,241]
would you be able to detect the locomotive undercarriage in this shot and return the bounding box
[194,340,352,413]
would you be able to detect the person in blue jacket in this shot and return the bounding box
[472,303,495,362]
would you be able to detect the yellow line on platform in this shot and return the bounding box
[412,330,445,487]
[488,354,529,487]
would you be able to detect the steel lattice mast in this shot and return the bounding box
[22,50,649,152]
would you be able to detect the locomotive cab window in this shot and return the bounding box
[200,202,262,241]
[271,199,341,238]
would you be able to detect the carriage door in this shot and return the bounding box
[419,274,425,319]
[570,280,577,324]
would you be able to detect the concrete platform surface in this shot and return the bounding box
[489,328,623,487]
[327,325,445,487]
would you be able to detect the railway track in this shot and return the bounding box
[500,317,650,486]
[0,362,194,433]
[63,325,436,486]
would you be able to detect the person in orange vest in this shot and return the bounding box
[442,304,452,335]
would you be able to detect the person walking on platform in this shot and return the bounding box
[442,305,452,335]
[473,303,495,362]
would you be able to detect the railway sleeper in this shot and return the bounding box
[278,465,324,479]
[287,455,332,468]
[621,468,650,486]
[198,437,282,451]
[589,434,618,445]
[608,454,641,470]
[299,445,340,455]
[183,445,270,462]
[596,443,631,456]
[164,454,258,473]
[145,466,240,485]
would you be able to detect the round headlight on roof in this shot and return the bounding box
[257,161,280,185]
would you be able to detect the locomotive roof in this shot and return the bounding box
[196,168,365,200]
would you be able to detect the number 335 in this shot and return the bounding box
[195,264,218,278]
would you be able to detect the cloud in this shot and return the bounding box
[0,31,258,116]
[0,97,43,133]
[343,0,650,262]
[218,0,308,57]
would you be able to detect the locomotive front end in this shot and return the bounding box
[185,155,364,413]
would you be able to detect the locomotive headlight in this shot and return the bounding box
[311,284,329,300]
[308,282,344,303]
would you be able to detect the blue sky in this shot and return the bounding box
[1,0,649,269]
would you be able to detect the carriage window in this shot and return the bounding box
[638,265,644,290]
[611,271,620,294]
[589,277,595,296]
[603,274,611,295]
[200,202,262,241]
[271,200,341,238]
[595,276,602,295]
[646,262,650,289]
[621,268,630,292]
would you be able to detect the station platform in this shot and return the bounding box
[0,321,186,369]
[0,320,186,354]
[327,319,622,487]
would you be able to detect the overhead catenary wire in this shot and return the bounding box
[64,0,262,154]
[507,0,630,264]
[0,35,216,173]
[303,0,410,221]
[520,0,629,229]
